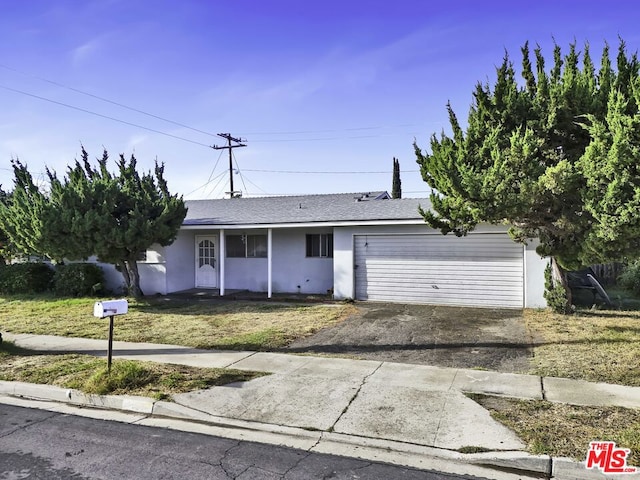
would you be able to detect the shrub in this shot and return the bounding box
[618,261,640,296]
[544,264,572,314]
[0,262,54,294]
[53,263,104,297]
[84,361,154,395]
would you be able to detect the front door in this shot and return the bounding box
[195,236,218,288]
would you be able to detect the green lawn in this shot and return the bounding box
[471,393,640,465]
[0,295,356,350]
[0,340,264,400]
[525,307,640,386]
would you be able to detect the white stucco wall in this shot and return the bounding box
[224,257,268,291]
[165,230,196,293]
[88,257,125,295]
[524,239,549,308]
[136,243,167,295]
[223,228,334,294]
[272,228,333,294]
[138,232,206,295]
[138,263,167,295]
[92,246,170,296]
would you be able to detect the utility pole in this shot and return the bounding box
[212,133,247,198]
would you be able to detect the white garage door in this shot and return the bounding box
[354,234,524,308]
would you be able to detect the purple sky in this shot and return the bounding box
[1,0,639,198]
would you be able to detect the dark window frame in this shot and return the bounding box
[226,234,268,258]
[306,233,333,258]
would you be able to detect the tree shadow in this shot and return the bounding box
[132,297,326,315]
[0,340,41,356]
[280,336,640,355]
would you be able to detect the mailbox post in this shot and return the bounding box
[93,299,128,373]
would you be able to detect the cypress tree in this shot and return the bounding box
[391,157,402,199]
[0,149,187,298]
[0,186,14,264]
[415,40,640,312]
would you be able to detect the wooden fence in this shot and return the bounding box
[590,263,625,286]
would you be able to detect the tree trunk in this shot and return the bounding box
[118,259,131,292]
[125,258,144,299]
[551,256,572,308]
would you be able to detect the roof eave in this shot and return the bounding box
[181,218,426,230]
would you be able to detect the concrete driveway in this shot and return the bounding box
[286,303,533,373]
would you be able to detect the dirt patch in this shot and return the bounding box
[286,303,534,373]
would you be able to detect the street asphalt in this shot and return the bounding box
[2,332,640,480]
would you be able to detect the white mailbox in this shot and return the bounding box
[93,299,128,318]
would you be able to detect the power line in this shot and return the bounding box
[207,169,230,198]
[233,153,248,196]
[239,172,268,196]
[0,63,218,139]
[205,149,225,185]
[0,62,437,141]
[183,169,227,197]
[0,84,212,148]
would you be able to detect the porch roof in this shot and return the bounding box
[183,191,430,227]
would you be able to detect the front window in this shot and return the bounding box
[226,235,267,258]
[226,236,246,257]
[306,234,333,257]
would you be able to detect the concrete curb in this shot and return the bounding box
[0,380,590,480]
[0,380,155,414]
[551,456,640,480]
[151,401,552,478]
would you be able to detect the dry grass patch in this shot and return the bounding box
[0,341,263,400]
[525,308,640,386]
[471,394,640,465]
[0,295,356,350]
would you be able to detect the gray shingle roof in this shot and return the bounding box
[183,192,430,226]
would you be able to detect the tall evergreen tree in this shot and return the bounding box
[0,186,14,264]
[0,162,49,258]
[0,149,187,297]
[580,88,640,261]
[391,157,402,199]
[415,40,640,311]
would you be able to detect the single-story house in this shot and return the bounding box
[107,191,546,308]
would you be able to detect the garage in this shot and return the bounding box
[354,233,524,308]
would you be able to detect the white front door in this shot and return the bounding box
[195,236,218,288]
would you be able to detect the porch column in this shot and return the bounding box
[267,228,272,299]
[219,229,225,296]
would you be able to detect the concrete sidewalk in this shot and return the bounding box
[2,332,640,480]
